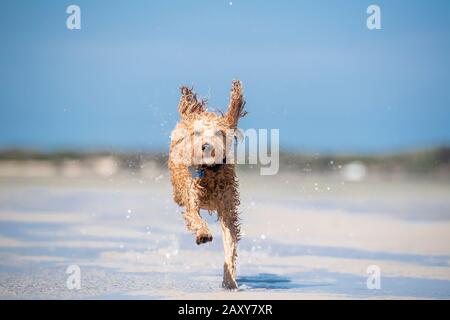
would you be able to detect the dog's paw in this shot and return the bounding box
[196,231,213,245]
[222,264,238,290]
[222,279,238,290]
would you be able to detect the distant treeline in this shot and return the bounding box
[0,146,449,175]
[279,147,450,174]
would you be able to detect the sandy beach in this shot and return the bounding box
[0,168,449,299]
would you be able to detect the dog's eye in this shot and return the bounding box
[215,130,223,137]
[194,130,201,136]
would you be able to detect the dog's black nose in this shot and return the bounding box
[202,143,210,151]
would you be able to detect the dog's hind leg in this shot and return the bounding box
[183,196,213,245]
[218,206,240,290]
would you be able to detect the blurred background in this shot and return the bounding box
[0,0,449,299]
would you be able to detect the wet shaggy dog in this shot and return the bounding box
[168,80,246,289]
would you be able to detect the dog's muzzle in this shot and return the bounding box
[188,157,227,178]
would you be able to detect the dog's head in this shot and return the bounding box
[170,81,246,167]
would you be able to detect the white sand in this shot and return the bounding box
[0,172,449,299]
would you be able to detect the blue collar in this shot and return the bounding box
[188,166,205,178]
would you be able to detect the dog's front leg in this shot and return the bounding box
[183,194,213,245]
[219,207,240,290]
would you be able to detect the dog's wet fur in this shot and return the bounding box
[169,80,246,289]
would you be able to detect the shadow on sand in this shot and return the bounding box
[237,273,328,290]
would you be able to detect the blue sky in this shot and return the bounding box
[1,0,449,153]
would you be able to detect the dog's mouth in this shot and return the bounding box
[188,157,226,178]
[199,156,227,168]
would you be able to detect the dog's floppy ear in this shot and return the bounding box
[225,80,247,128]
[178,86,206,118]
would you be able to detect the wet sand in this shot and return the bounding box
[0,171,449,299]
